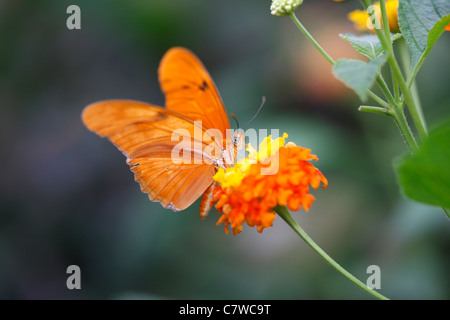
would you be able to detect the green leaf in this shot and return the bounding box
[398,0,450,84]
[395,119,450,209]
[340,33,402,59]
[332,55,387,101]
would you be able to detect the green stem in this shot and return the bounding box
[379,0,392,49]
[379,0,400,102]
[410,82,426,129]
[393,78,400,103]
[396,39,450,218]
[289,6,416,151]
[362,0,428,140]
[389,53,428,140]
[368,91,390,109]
[398,39,427,133]
[376,75,396,107]
[389,107,418,151]
[360,105,417,150]
[289,12,335,65]
[358,105,388,115]
[289,11,390,110]
[275,206,389,300]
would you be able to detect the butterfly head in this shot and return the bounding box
[231,129,245,150]
[216,130,245,169]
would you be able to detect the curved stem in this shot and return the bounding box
[275,206,390,300]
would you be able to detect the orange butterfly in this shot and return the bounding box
[82,47,243,217]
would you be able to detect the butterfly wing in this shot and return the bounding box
[158,47,230,137]
[199,181,218,218]
[159,47,233,216]
[82,100,223,211]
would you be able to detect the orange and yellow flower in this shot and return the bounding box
[212,134,328,235]
[348,0,399,33]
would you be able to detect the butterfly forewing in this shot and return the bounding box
[158,47,230,137]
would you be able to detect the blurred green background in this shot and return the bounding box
[1,0,449,299]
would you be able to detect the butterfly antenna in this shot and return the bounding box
[245,96,266,128]
[230,113,240,129]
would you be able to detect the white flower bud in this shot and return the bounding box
[270,0,303,16]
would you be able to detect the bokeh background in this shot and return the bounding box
[1,0,449,299]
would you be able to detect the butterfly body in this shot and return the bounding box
[82,47,241,216]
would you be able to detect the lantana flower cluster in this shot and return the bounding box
[212,134,328,235]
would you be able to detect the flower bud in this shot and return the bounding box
[270,0,303,17]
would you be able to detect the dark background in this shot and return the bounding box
[1,0,449,299]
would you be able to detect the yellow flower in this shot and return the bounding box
[348,0,399,33]
[348,9,372,32]
[248,133,288,163]
[212,134,328,235]
[213,166,245,189]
